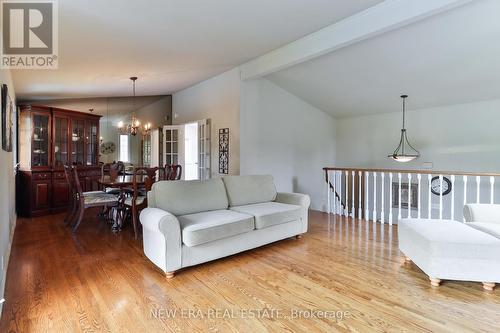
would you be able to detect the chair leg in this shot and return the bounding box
[430,278,441,287]
[72,205,86,232]
[483,282,495,291]
[65,197,78,226]
[132,206,138,240]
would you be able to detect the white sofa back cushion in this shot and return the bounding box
[463,204,500,224]
[152,178,228,216]
[222,175,277,207]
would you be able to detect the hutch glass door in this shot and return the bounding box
[86,121,98,166]
[71,119,85,165]
[31,113,50,167]
[53,115,69,167]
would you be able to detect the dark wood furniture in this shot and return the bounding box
[163,164,182,180]
[98,174,148,188]
[123,167,159,239]
[64,165,119,232]
[17,105,102,217]
[100,162,125,194]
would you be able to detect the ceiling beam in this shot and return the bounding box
[240,0,473,80]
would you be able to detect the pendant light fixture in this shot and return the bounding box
[388,95,420,163]
[118,76,141,136]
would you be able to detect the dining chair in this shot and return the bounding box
[124,166,159,239]
[68,165,121,232]
[163,164,182,180]
[64,165,79,226]
[101,162,125,194]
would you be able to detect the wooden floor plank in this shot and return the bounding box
[1,210,500,332]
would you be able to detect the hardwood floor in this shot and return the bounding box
[1,210,500,332]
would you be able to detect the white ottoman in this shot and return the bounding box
[398,218,500,291]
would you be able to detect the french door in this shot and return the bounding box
[162,119,211,180]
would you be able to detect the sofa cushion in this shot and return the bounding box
[222,175,277,207]
[230,202,302,229]
[152,179,228,216]
[178,210,255,247]
[467,222,500,239]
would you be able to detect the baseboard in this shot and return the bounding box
[0,213,17,320]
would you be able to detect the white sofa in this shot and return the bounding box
[399,204,500,291]
[139,175,310,278]
[463,204,500,239]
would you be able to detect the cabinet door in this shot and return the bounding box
[32,181,50,211]
[53,115,69,167]
[86,120,99,166]
[71,119,85,165]
[52,179,70,208]
[31,112,51,168]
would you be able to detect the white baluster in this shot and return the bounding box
[358,171,363,219]
[351,171,355,218]
[490,176,495,204]
[451,175,455,221]
[373,172,377,223]
[408,174,412,218]
[439,175,443,220]
[332,171,336,215]
[463,175,468,222]
[365,172,370,221]
[339,171,343,216]
[428,174,432,219]
[389,173,393,225]
[398,173,402,222]
[417,174,422,219]
[476,176,481,204]
[381,172,385,224]
[345,170,349,217]
[327,171,331,214]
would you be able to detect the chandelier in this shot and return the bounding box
[388,95,420,163]
[118,77,151,136]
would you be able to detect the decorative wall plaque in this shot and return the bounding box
[219,128,229,174]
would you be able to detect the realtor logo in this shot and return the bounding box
[1,0,58,69]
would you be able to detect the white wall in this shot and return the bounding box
[0,69,16,317]
[336,99,500,172]
[173,68,240,176]
[335,99,500,221]
[240,78,336,211]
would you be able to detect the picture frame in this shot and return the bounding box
[392,182,418,209]
[1,84,13,152]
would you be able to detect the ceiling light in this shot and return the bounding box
[388,95,420,163]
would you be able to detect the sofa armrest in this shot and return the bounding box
[275,192,311,208]
[275,192,310,234]
[140,208,182,272]
[463,204,500,224]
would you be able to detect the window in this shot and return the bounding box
[119,134,129,162]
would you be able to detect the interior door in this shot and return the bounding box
[162,125,185,174]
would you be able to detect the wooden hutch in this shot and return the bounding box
[18,105,102,217]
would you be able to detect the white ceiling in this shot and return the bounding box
[14,0,382,100]
[267,0,500,118]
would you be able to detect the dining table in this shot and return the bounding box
[98,174,148,188]
[98,175,148,231]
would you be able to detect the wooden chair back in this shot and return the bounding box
[101,162,125,181]
[163,164,182,180]
[64,165,84,201]
[132,167,159,198]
